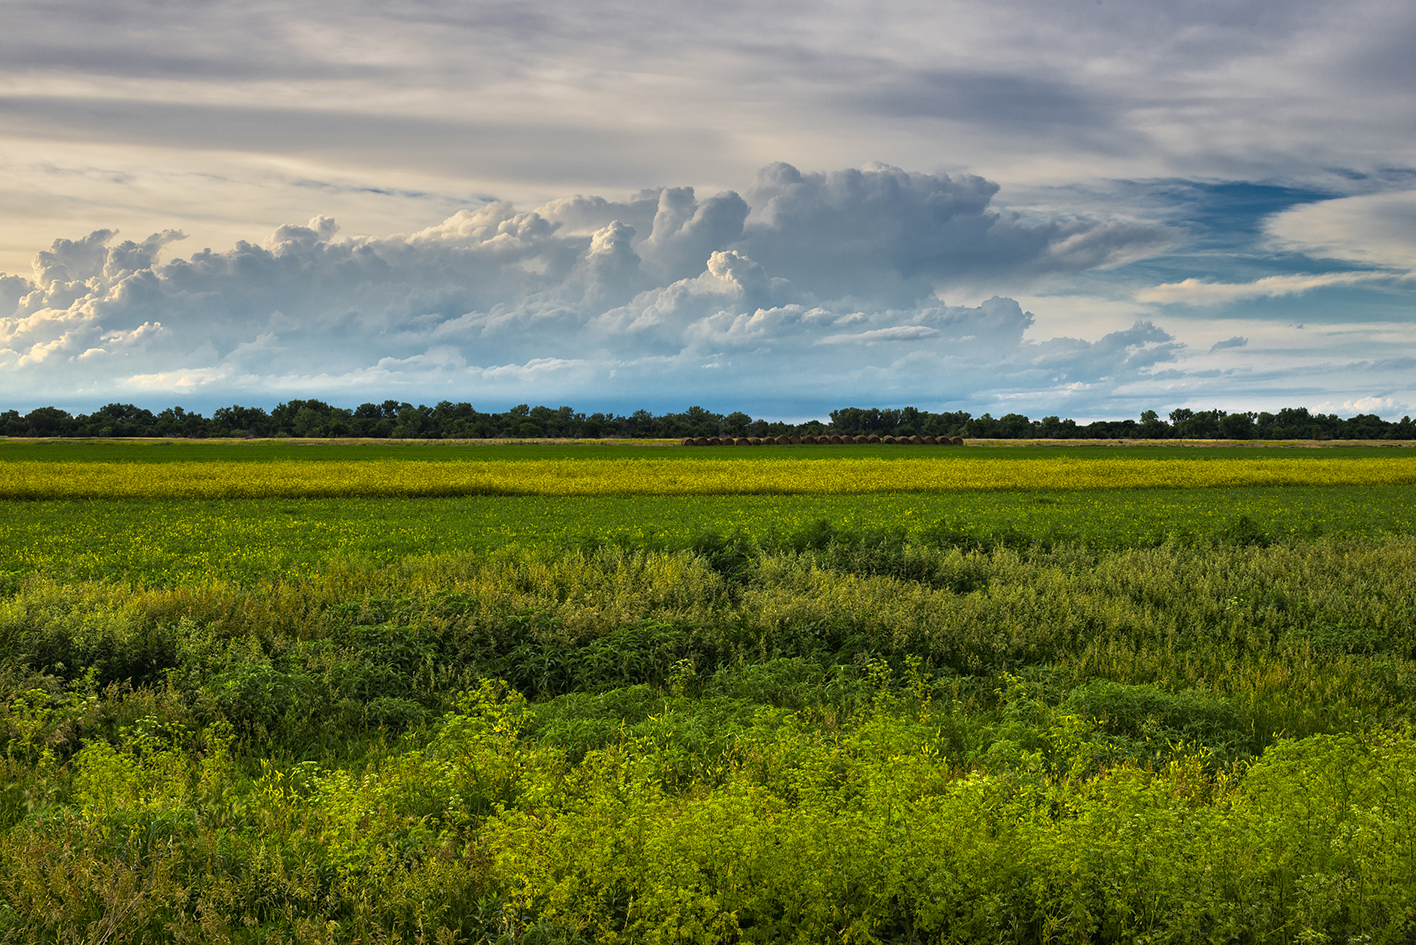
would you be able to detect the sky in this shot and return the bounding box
[1,0,1414,421]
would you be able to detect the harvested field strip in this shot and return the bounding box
[4,455,1416,498]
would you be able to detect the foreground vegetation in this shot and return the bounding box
[2,444,1415,943]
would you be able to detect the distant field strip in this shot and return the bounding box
[5,455,1416,498]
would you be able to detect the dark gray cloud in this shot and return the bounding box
[852,68,1118,131]
[0,97,726,189]
[3,0,1410,189]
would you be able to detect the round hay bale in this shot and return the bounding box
[695,437,709,446]
[733,437,749,445]
[923,436,937,445]
[712,436,725,445]
[950,435,964,445]
[748,437,761,445]
[883,435,896,444]
[790,435,802,444]
[827,434,841,444]
[910,435,924,444]
[866,434,881,444]
[771,435,785,445]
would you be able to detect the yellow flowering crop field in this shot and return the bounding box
[5,454,1416,498]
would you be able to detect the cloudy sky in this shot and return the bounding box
[2,0,1414,420]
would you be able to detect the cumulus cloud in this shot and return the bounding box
[0,163,1189,412]
[1211,336,1248,351]
[739,164,1170,303]
[1329,395,1410,415]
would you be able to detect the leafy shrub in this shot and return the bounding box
[1061,679,1252,759]
[1,589,181,688]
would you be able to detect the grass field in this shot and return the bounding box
[3,484,1416,586]
[3,441,1416,943]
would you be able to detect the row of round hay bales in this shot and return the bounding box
[682,434,965,446]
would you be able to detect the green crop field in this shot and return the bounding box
[4,485,1416,587]
[2,441,1415,943]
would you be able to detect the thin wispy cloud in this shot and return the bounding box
[1137,271,1391,305]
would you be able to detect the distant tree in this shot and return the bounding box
[212,405,270,437]
[964,413,997,437]
[1175,410,1223,439]
[6,400,1415,441]
[996,413,1035,438]
[1343,413,1388,439]
[154,406,207,438]
[1139,410,1168,439]
[389,404,427,439]
[1270,407,1315,439]
[1219,411,1256,439]
[722,412,752,437]
[21,406,76,437]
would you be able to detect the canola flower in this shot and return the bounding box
[4,455,1416,498]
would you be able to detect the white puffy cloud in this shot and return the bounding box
[0,163,1230,415]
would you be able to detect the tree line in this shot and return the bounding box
[3,400,1414,440]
